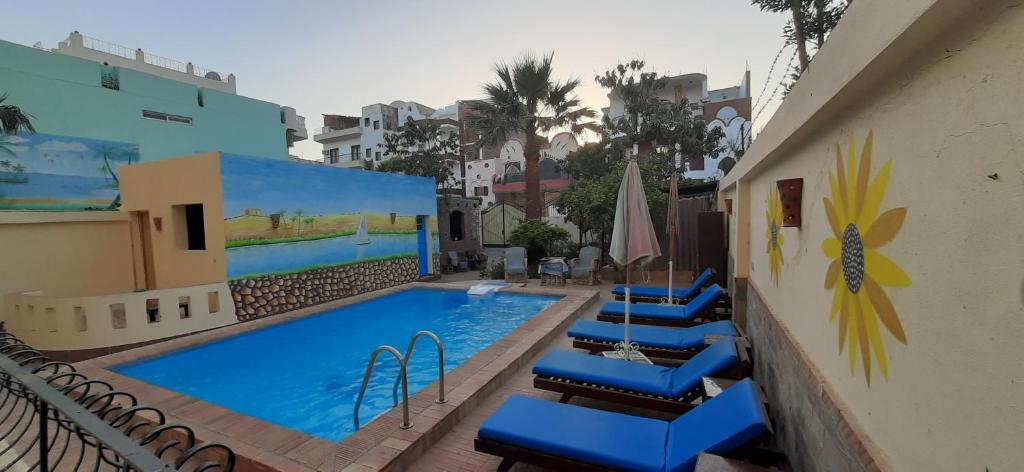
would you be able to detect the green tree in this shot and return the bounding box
[376,118,461,193]
[469,53,596,219]
[752,0,849,90]
[509,219,571,269]
[0,93,35,157]
[556,61,720,253]
[292,209,305,235]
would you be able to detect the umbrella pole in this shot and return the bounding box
[623,193,632,360]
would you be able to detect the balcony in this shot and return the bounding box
[323,152,364,167]
[314,125,363,143]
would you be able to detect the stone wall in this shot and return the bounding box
[230,257,419,321]
[745,285,879,472]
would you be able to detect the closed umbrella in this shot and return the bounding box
[664,172,681,304]
[609,160,662,360]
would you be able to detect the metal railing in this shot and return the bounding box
[352,331,446,432]
[0,331,235,471]
[392,331,446,407]
[81,35,136,60]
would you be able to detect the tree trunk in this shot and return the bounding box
[813,0,826,47]
[790,0,811,71]
[523,132,543,219]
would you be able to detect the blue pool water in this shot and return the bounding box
[114,288,559,442]
[226,233,440,278]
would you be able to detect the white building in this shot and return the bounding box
[465,132,579,207]
[315,100,459,168]
[603,70,752,181]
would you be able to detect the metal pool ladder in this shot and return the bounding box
[352,330,446,431]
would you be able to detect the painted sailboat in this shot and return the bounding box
[354,214,371,245]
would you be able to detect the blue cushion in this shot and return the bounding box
[601,284,724,320]
[667,337,739,395]
[533,350,676,397]
[612,268,714,298]
[665,379,771,472]
[568,320,737,350]
[532,338,737,398]
[478,395,669,472]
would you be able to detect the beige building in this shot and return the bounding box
[718,0,1024,470]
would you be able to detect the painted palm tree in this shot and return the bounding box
[469,53,596,219]
[0,93,35,157]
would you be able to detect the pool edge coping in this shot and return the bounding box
[74,282,599,472]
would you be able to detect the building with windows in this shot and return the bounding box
[0,32,307,166]
[603,70,752,181]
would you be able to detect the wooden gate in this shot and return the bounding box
[481,202,525,246]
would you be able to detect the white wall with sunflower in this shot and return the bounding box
[720,0,1024,470]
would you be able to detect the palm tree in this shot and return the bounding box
[0,94,35,136]
[1,93,35,157]
[469,53,596,219]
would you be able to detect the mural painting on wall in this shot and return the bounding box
[821,130,910,385]
[219,154,439,280]
[765,185,785,286]
[0,132,137,210]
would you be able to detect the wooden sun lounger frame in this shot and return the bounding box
[533,339,752,414]
[475,425,786,472]
[571,329,751,362]
[595,305,732,327]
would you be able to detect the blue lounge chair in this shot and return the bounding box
[532,337,744,413]
[569,319,738,360]
[475,378,773,472]
[612,267,716,303]
[598,284,726,327]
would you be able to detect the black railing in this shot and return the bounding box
[0,331,235,471]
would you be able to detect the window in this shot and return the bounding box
[178,296,191,319]
[208,291,220,314]
[373,120,380,130]
[146,299,161,323]
[101,66,120,90]
[45,308,57,333]
[328,148,339,164]
[173,204,207,250]
[375,151,381,161]
[74,307,87,332]
[197,90,204,107]
[449,211,464,241]
[364,117,370,127]
[366,148,372,159]
[474,186,490,197]
[142,110,193,125]
[350,145,360,160]
[110,303,126,329]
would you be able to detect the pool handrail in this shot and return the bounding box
[353,345,412,430]
[392,330,446,407]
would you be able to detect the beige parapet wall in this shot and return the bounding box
[0,211,139,306]
[719,0,1024,470]
[4,282,235,352]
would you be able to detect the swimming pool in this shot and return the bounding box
[113,288,559,442]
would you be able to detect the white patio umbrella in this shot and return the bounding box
[609,159,662,360]
[663,172,681,305]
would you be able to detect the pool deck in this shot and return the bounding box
[75,279,600,472]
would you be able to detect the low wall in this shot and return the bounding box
[746,284,879,472]
[230,257,420,320]
[4,282,236,360]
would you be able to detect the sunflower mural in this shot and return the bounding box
[765,186,785,286]
[822,130,910,385]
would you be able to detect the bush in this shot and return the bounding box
[509,220,571,255]
[481,260,505,280]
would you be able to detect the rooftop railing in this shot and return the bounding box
[75,33,231,85]
[0,330,236,471]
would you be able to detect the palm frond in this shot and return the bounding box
[0,94,36,136]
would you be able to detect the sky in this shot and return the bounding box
[2,0,792,161]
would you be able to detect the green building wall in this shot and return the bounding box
[0,39,287,161]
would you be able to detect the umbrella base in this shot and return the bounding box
[600,349,653,364]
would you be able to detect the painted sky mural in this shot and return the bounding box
[219,154,439,279]
[0,132,137,210]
